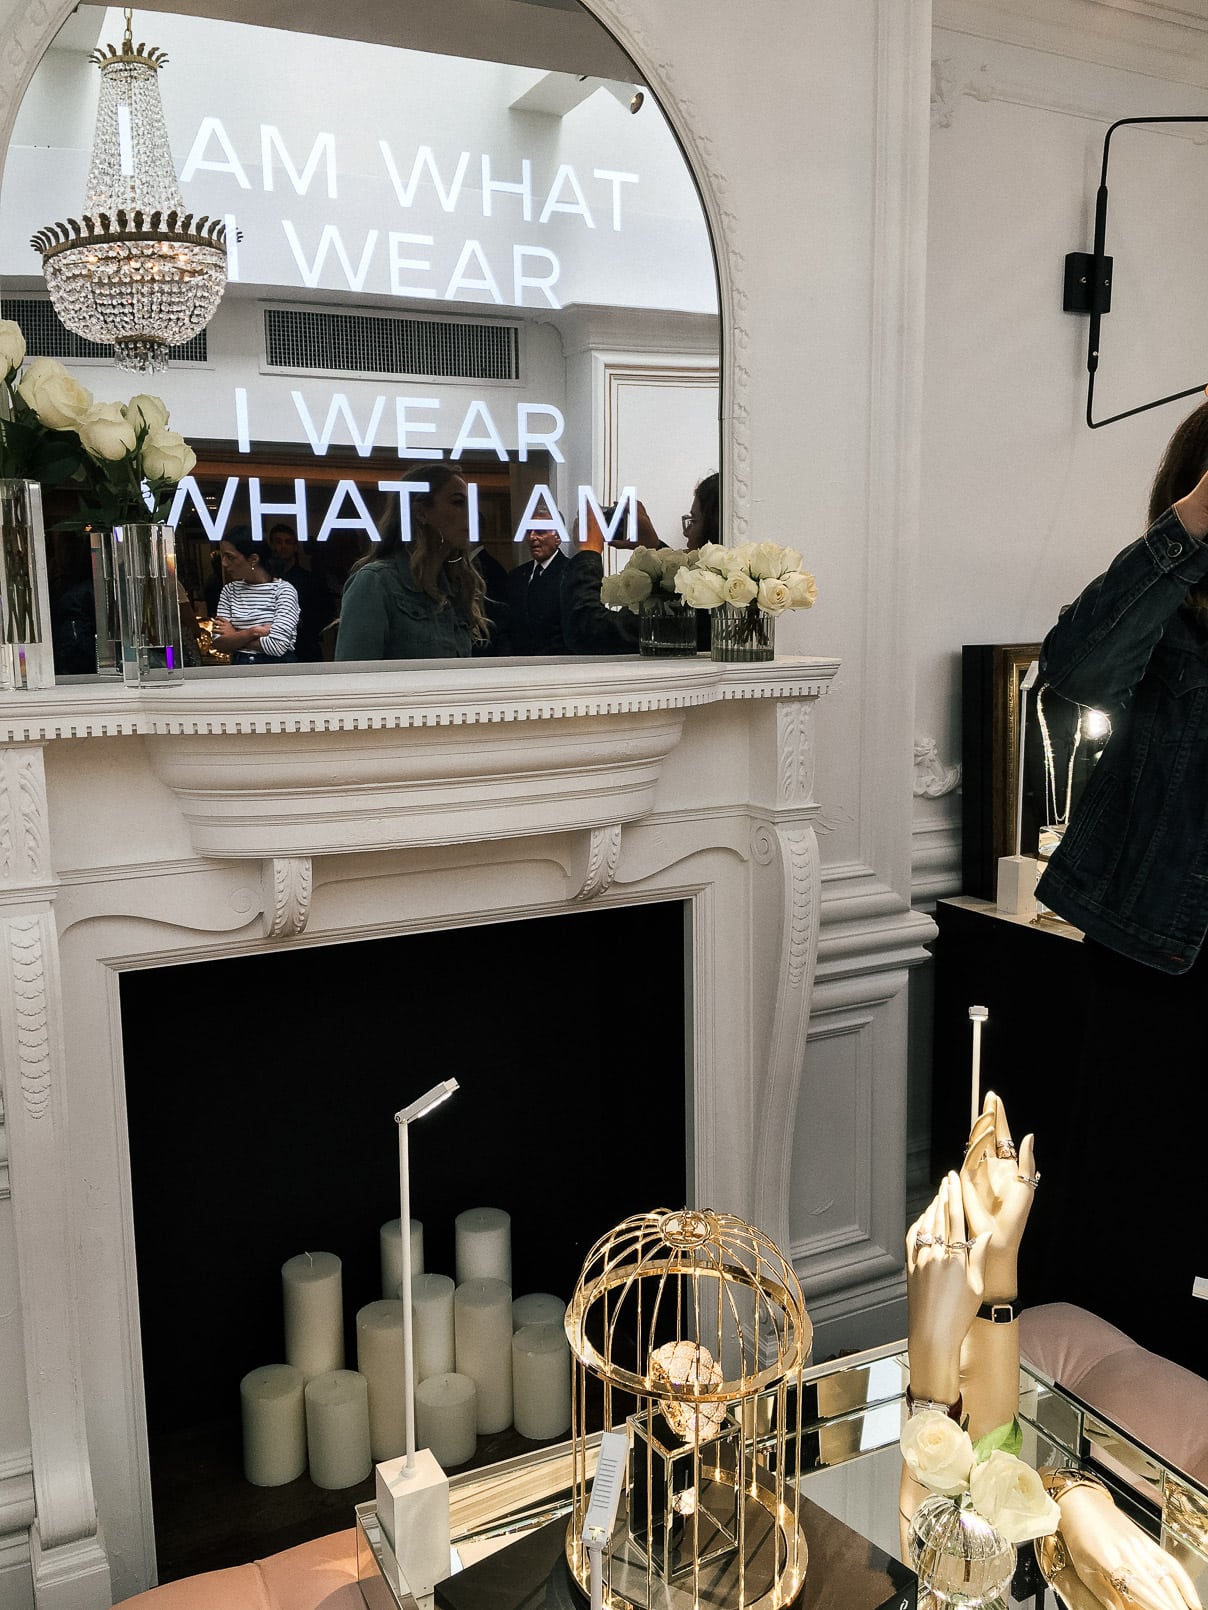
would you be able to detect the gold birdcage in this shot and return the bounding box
[564,1207,813,1610]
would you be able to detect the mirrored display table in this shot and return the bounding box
[355,1339,1208,1610]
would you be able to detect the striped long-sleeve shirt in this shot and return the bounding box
[216,579,300,659]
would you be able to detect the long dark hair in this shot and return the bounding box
[222,525,268,576]
[694,472,720,547]
[360,464,488,640]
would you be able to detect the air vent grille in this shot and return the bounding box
[263,307,520,381]
[1,298,207,363]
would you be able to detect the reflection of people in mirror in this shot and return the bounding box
[562,472,718,653]
[334,464,488,661]
[506,525,568,655]
[211,528,300,664]
[1032,401,1208,1375]
[266,522,334,663]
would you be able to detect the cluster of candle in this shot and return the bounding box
[238,1207,572,1489]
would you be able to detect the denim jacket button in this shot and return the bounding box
[1169,541,1184,557]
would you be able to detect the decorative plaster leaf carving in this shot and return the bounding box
[262,857,312,939]
[0,751,48,889]
[777,703,815,807]
[9,918,51,1120]
[577,823,622,900]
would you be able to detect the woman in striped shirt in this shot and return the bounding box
[212,528,300,663]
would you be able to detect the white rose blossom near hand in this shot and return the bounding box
[901,1411,976,1497]
[612,563,654,612]
[78,401,138,462]
[968,1450,1061,1544]
[784,570,818,608]
[17,357,93,430]
[748,539,802,579]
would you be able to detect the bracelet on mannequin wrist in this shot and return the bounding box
[906,1385,963,1421]
[975,1299,1021,1324]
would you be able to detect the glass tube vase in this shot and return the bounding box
[710,601,775,662]
[638,594,698,657]
[908,1493,1015,1608]
[112,521,185,686]
[0,478,55,690]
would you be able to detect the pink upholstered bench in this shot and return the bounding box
[111,1527,361,1610]
[1020,1302,1208,1485]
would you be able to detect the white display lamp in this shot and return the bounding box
[375,1078,459,1606]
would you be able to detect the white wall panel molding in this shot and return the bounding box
[911,811,963,907]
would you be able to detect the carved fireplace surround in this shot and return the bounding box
[0,651,834,1607]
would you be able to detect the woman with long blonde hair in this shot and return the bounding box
[335,463,488,660]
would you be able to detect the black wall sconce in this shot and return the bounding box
[1065,115,1208,429]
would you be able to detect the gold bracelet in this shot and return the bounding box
[1040,1465,1109,1505]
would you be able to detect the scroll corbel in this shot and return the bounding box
[576,823,622,901]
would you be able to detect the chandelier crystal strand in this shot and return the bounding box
[31,9,226,374]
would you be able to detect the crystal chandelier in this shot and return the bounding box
[31,9,227,374]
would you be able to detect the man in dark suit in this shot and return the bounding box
[266,523,334,662]
[506,526,568,655]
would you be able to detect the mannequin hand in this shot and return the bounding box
[1059,1485,1201,1610]
[960,1091,1037,1302]
[906,1170,990,1404]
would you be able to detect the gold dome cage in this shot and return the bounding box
[564,1207,813,1610]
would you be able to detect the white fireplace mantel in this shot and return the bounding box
[0,654,836,1607]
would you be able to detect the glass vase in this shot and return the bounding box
[710,601,775,662]
[639,593,698,657]
[908,1493,1015,1608]
[112,522,185,687]
[0,478,55,690]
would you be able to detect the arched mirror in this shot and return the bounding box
[0,0,719,673]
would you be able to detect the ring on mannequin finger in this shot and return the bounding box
[995,1139,1018,1159]
[1017,1172,1041,1189]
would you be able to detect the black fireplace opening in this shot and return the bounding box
[120,899,689,1582]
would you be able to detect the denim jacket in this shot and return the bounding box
[1034,507,1208,972]
[334,548,472,661]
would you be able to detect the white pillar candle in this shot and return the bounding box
[355,1300,407,1462]
[454,1277,513,1434]
[379,1217,424,1299]
[415,1372,478,1468]
[240,1363,306,1487]
[281,1251,344,1380]
[511,1323,571,1441]
[454,1207,511,1285]
[412,1272,456,1382]
[304,1368,371,1490]
[512,1292,566,1332]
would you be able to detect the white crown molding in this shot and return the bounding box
[934,0,1208,89]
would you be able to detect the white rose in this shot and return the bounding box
[900,1411,975,1496]
[126,394,170,433]
[141,426,196,483]
[968,1451,1061,1544]
[613,562,654,613]
[600,572,627,608]
[655,549,692,587]
[78,402,138,462]
[675,566,726,609]
[748,540,801,580]
[783,569,818,609]
[0,320,26,380]
[757,577,793,614]
[626,546,663,578]
[693,541,739,576]
[17,357,93,430]
[724,571,759,607]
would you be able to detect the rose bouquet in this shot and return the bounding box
[599,545,696,613]
[0,320,197,528]
[902,1412,1060,1543]
[673,540,817,621]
